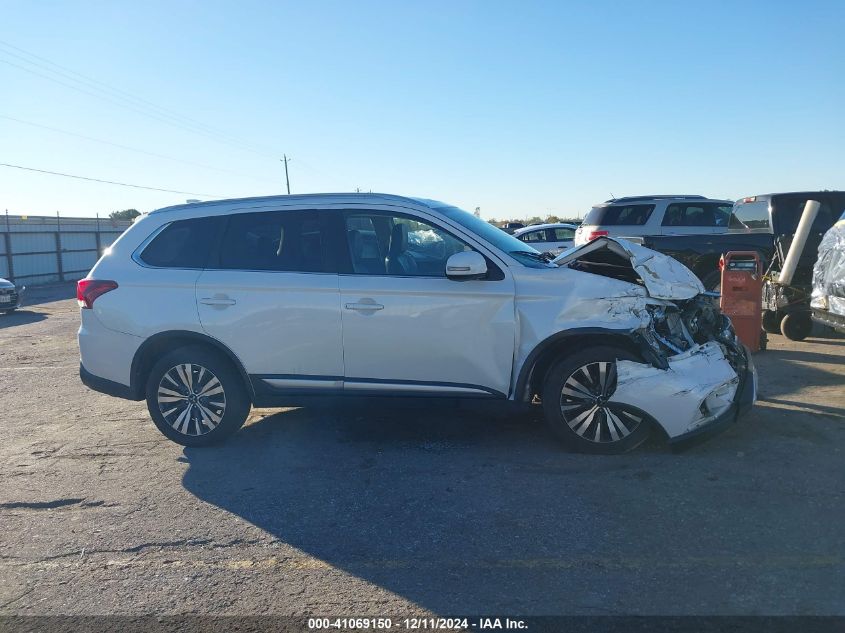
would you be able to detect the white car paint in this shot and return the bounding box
[513,223,577,254]
[553,237,705,300]
[78,193,754,445]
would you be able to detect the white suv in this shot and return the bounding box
[574,195,734,246]
[78,194,755,453]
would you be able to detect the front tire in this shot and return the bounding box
[541,346,653,454]
[145,345,250,447]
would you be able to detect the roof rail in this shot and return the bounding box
[604,195,707,203]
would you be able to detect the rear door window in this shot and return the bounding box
[519,229,549,243]
[552,227,575,240]
[585,204,655,226]
[140,217,220,268]
[213,210,327,272]
[662,203,733,227]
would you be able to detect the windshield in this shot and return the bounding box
[436,205,554,268]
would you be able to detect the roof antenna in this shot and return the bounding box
[609,192,616,200]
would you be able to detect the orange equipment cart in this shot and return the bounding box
[720,251,764,352]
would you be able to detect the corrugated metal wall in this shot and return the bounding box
[1,215,131,285]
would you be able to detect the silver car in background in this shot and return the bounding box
[0,277,24,314]
[513,223,578,255]
[574,195,734,245]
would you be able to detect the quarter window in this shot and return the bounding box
[732,201,771,230]
[344,212,469,276]
[588,204,655,226]
[553,227,575,240]
[140,217,219,268]
[215,211,324,272]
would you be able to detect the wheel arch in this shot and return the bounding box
[130,330,254,402]
[515,327,645,402]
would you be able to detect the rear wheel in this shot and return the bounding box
[780,312,813,341]
[541,346,653,454]
[145,345,250,447]
[762,310,781,334]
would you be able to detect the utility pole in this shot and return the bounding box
[281,155,291,194]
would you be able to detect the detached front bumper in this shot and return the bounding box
[611,341,756,447]
[668,347,756,448]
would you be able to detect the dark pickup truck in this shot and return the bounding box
[638,191,844,340]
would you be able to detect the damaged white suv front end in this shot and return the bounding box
[515,237,756,451]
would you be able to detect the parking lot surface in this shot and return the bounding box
[1,283,843,615]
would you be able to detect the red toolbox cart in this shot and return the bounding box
[720,251,764,352]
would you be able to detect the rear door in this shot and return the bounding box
[660,202,733,236]
[334,208,516,398]
[548,226,576,251]
[517,228,552,250]
[195,209,344,388]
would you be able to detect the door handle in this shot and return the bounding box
[200,297,237,307]
[345,302,384,311]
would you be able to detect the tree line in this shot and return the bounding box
[488,215,582,227]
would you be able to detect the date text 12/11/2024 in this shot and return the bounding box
[307,618,528,630]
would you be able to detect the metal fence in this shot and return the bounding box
[1,214,132,285]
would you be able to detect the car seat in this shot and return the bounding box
[386,224,419,275]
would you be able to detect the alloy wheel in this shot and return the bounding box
[559,360,643,443]
[157,363,226,436]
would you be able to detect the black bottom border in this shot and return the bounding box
[1,616,844,633]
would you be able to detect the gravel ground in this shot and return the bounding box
[1,283,843,616]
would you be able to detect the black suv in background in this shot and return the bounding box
[639,191,844,340]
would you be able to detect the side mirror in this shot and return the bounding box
[446,251,487,280]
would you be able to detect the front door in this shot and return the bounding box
[336,209,516,398]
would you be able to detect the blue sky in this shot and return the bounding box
[2,0,844,219]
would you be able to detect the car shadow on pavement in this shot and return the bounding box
[753,348,844,399]
[176,397,845,614]
[180,404,669,613]
[0,310,47,328]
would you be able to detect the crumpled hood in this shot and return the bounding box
[552,237,705,300]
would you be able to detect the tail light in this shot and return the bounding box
[587,230,609,241]
[77,279,118,309]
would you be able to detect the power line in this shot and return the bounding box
[0,39,269,150]
[0,46,276,158]
[0,40,351,192]
[0,114,278,185]
[0,162,224,197]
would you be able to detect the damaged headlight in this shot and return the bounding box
[642,296,741,362]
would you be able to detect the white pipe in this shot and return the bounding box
[778,199,820,286]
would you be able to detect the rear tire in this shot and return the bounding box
[780,312,813,341]
[541,345,654,454]
[145,345,250,447]
[762,310,780,334]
